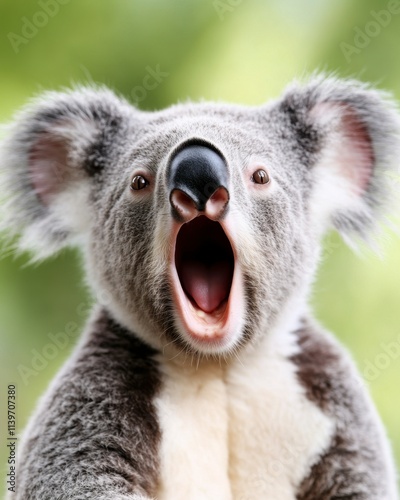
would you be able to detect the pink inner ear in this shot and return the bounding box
[313,103,375,195]
[339,108,375,193]
[28,133,70,205]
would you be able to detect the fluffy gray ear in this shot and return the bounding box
[275,76,400,241]
[0,87,133,259]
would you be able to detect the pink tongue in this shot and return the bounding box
[180,260,232,313]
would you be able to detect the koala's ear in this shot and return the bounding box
[275,76,400,241]
[0,87,133,259]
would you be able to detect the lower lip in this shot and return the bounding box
[170,260,244,352]
[170,265,229,340]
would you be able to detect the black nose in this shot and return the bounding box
[168,144,229,213]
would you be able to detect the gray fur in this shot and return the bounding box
[13,309,161,499]
[1,75,399,498]
[293,319,398,499]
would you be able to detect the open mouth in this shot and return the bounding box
[176,216,234,314]
[172,215,241,347]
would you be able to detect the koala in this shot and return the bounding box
[1,76,399,500]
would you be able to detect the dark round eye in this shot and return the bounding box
[130,175,149,191]
[252,169,270,185]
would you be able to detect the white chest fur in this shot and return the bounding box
[155,329,334,500]
[155,359,231,499]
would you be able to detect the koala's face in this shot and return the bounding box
[2,78,399,356]
[88,106,317,355]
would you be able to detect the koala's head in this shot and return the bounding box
[1,77,399,357]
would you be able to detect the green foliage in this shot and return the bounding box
[1,0,399,491]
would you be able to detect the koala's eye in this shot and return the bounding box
[252,169,270,185]
[130,175,149,191]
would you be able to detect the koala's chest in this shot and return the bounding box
[154,345,334,500]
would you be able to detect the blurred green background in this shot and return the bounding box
[1,0,399,495]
